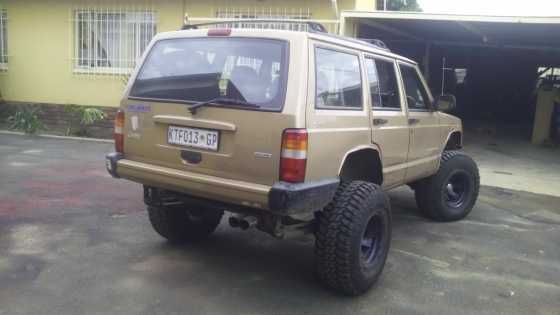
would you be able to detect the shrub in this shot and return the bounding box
[7,106,46,134]
[64,105,107,137]
[79,107,106,126]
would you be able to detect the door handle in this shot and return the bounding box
[408,118,420,125]
[373,118,388,126]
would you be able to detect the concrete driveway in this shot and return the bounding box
[0,134,559,315]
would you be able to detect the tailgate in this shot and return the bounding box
[121,102,293,186]
[118,35,305,187]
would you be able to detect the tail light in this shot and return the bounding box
[280,129,308,183]
[114,110,124,153]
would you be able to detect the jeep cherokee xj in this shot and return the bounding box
[105,21,480,296]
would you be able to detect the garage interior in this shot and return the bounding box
[346,12,560,145]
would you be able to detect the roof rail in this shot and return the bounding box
[358,38,390,51]
[317,33,391,52]
[181,19,328,33]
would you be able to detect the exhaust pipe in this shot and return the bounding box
[239,216,257,230]
[228,214,257,230]
[228,215,241,228]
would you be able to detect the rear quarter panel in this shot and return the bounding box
[304,39,373,182]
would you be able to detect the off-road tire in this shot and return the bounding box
[415,150,480,222]
[147,205,223,243]
[315,181,392,296]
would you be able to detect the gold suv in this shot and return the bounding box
[106,21,480,296]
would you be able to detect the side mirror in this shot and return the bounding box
[433,94,457,112]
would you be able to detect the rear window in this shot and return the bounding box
[129,37,288,111]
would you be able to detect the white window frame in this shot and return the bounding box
[0,9,8,71]
[73,9,156,75]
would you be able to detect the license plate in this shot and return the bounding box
[168,126,219,151]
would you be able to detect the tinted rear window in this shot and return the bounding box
[130,38,288,110]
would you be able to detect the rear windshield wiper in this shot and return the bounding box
[188,97,260,114]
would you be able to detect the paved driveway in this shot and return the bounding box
[1,134,559,315]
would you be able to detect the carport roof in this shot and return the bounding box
[342,11,560,53]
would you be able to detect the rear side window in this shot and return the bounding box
[372,59,401,109]
[365,58,382,108]
[400,64,430,110]
[315,47,362,109]
[129,38,288,111]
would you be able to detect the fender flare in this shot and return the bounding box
[337,144,384,185]
[443,129,463,151]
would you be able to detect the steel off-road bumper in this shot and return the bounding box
[105,152,123,178]
[268,179,339,214]
[105,153,339,215]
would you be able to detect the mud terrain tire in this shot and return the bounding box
[415,151,480,222]
[315,181,392,296]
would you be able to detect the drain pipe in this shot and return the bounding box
[331,0,339,19]
[182,0,187,25]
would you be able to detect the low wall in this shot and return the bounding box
[0,102,116,139]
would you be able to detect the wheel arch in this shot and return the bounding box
[338,145,383,185]
[444,130,463,150]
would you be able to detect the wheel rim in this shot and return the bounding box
[360,215,383,266]
[444,171,471,208]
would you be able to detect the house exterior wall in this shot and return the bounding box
[0,0,371,108]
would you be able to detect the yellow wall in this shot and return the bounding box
[0,0,184,107]
[0,0,371,107]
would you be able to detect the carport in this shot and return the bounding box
[341,11,560,143]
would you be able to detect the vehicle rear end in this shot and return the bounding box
[106,25,397,297]
[106,28,324,213]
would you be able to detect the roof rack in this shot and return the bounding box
[179,19,390,52]
[181,19,328,33]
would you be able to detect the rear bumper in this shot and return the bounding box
[268,179,339,214]
[105,153,338,215]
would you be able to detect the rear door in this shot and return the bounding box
[365,55,410,188]
[121,35,301,186]
[399,62,442,182]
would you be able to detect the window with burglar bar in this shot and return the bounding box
[214,8,312,31]
[73,10,156,74]
[0,9,8,71]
